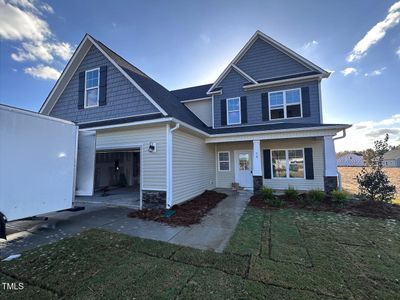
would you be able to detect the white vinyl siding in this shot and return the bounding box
[215,141,252,188]
[262,138,324,191]
[172,129,216,205]
[184,99,212,126]
[95,125,167,190]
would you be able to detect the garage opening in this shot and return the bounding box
[76,149,141,208]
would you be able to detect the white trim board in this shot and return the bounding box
[207,30,330,94]
[40,34,168,116]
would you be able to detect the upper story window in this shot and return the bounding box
[227,97,241,125]
[269,88,302,120]
[85,68,100,108]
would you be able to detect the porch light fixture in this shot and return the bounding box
[148,142,157,153]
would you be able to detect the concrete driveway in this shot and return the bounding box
[0,189,250,259]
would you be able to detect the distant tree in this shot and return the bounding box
[390,144,400,150]
[356,134,396,202]
[336,150,363,159]
[362,148,376,166]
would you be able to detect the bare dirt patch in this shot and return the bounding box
[249,194,400,220]
[338,167,400,201]
[128,190,227,226]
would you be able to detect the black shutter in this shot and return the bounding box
[263,149,271,179]
[301,87,310,117]
[220,99,227,126]
[261,93,269,121]
[78,71,85,109]
[240,96,247,124]
[304,148,314,180]
[99,66,107,106]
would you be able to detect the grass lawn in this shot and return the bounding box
[1,208,399,299]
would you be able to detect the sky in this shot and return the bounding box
[0,0,400,152]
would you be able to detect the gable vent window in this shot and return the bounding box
[269,88,302,120]
[227,97,241,125]
[85,68,100,108]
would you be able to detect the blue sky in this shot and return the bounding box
[1,0,400,151]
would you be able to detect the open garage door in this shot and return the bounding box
[75,131,96,196]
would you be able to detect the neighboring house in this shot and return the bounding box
[383,149,400,167]
[39,30,350,209]
[337,153,364,167]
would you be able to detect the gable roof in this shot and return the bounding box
[40,34,210,130]
[384,149,400,160]
[207,30,330,94]
[171,84,212,102]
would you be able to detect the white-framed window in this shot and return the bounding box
[218,151,230,171]
[85,68,100,108]
[227,97,241,125]
[269,88,302,120]
[271,149,305,179]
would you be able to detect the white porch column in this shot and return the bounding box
[324,136,337,176]
[252,140,262,176]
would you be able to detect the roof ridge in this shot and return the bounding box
[92,37,150,79]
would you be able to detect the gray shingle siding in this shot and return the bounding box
[49,45,158,123]
[213,69,321,128]
[235,38,311,81]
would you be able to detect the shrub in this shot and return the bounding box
[357,134,396,202]
[261,186,275,201]
[261,186,283,207]
[307,189,325,203]
[331,189,349,202]
[284,186,299,201]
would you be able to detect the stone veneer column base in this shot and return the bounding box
[142,190,166,209]
[253,176,263,195]
[324,176,338,194]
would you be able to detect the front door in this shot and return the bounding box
[235,150,253,189]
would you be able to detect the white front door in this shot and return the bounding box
[235,150,253,189]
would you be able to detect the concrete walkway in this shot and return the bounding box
[0,189,250,258]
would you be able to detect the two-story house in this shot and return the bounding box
[40,30,350,209]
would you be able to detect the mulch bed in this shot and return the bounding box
[249,194,400,220]
[128,190,228,226]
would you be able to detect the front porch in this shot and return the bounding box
[211,135,338,193]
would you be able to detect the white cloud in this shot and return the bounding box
[24,64,60,80]
[347,1,400,62]
[397,47,400,58]
[0,0,51,41]
[364,67,386,77]
[40,2,53,13]
[341,67,357,76]
[1,0,74,79]
[303,40,318,50]
[335,114,400,151]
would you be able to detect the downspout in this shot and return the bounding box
[333,129,346,140]
[166,123,180,209]
[332,129,347,190]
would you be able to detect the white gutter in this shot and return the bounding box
[166,122,180,209]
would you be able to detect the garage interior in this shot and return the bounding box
[76,149,141,208]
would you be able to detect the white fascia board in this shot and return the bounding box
[205,125,351,143]
[243,74,323,90]
[40,35,92,114]
[207,31,260,94]
[79,117,173,131]
[207,31,330,95]
[231,64,257,84]
[87,36,168,116]
[180,97,212,103]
